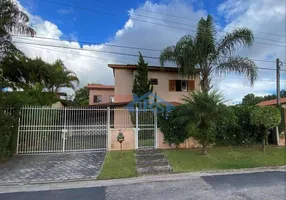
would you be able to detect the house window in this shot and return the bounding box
[169,80,195,91]
[110,95,114,103]
[149,78,158,85]
[93,95,102,103]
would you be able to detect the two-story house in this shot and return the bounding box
[87,64,200,106]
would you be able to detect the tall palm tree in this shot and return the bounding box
[0,0,36,59]
[47,59,79,93]
[160,15,258,92]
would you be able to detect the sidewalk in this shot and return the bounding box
[0,165,285,194]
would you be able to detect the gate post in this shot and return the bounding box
[62,107,67,153]
[154,108,158,149]
[135,107,138,149]
[16,108,22,154]
[107,106,111,151]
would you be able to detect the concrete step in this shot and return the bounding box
[136,149,161,155]
[136,159,169,167]
[136,153,165,160]
[137,165,173,175]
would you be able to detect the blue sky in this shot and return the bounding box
[16,0,286,104]
[20,0,227,43]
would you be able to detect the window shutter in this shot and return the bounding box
[169,80,175,91]
[188,80,195,91]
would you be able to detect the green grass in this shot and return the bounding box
[163,146,286,173]
[139,138,155,147]
[97,151,137,179]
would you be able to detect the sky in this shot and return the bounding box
[13,0,286,104]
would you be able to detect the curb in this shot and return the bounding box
[0,165,285,194]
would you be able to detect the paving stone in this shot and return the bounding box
[0,152,106,184]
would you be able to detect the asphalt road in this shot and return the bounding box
[0,171,285,200]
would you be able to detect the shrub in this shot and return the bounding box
[250,106,281,151]
[0,110,16,161]
[215,105,261,146]
[158,106,188,147]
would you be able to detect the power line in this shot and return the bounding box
[39,0,286,39]
[37,0,286,47]
[12,35,162,52]
[16,43,285,83]
[11,36,286,65]
[14,40,286,72]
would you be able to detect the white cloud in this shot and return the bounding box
[12,0,285,103]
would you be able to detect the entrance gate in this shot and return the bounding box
[17,107,107,154]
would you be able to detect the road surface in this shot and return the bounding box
[0,171,285,200]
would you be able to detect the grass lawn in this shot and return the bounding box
[163,146,286,173]
[97,151,137,179]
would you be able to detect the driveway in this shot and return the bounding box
[0,152,106,184]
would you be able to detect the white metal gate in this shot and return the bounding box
[136,108,157,149]
[17,106,108,154]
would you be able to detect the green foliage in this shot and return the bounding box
[215,105,260,146]
[242,93,263,105]
[132,52,152,97]
[251,106,281,129]
[1,54,79,92]
[117,132,125,142]
[0,110,15,161]
[250,106,281,151]
[160,14,257,92]
[158,106,189,147]
[72,87,89,106]
[0,0,35,60]
[178,91,224,154]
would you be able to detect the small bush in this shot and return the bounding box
[0,110,16,161]
[158,106,188,147]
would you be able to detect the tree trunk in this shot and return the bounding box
[200,75,211,92]
[201,144,207,155]
[262,137,265,152]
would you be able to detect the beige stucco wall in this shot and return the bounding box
[109,128,200,151]
[110,128,135,151]
[114,68,200,103]
[89,89,114,105]
[149,70,200,103]
[114,69,133,102]
[157,128,201,149]
[113,108,134,129]
[51,101,64,108]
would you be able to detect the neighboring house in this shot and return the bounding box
[256,97,286,106]
[87,84,115,105]
[87,64,200,106]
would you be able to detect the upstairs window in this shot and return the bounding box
[110,95,114,103]
[93,95,102,103]
[149,78,158,85]
[169,80,195,91]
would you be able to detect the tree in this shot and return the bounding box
[73,87,89,106]
[0,0,35,60]
[160,15,257,92]
[178,91,224,155]
[132,52,152,97]
[250,106,281,151]
[158,106,189,147]
[46,59,79,93]
[242,94,263,105]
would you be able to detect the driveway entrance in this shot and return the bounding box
[0,152,105,184]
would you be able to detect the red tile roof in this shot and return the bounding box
[257,97,286,106]
[86,84,114,90]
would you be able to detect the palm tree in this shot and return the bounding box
[46,59,79,93]
[160,15,258,92]
[0,0,36,60]
[178,91,224,155]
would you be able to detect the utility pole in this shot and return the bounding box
[276,58,280,106]
[275,58,281,146]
